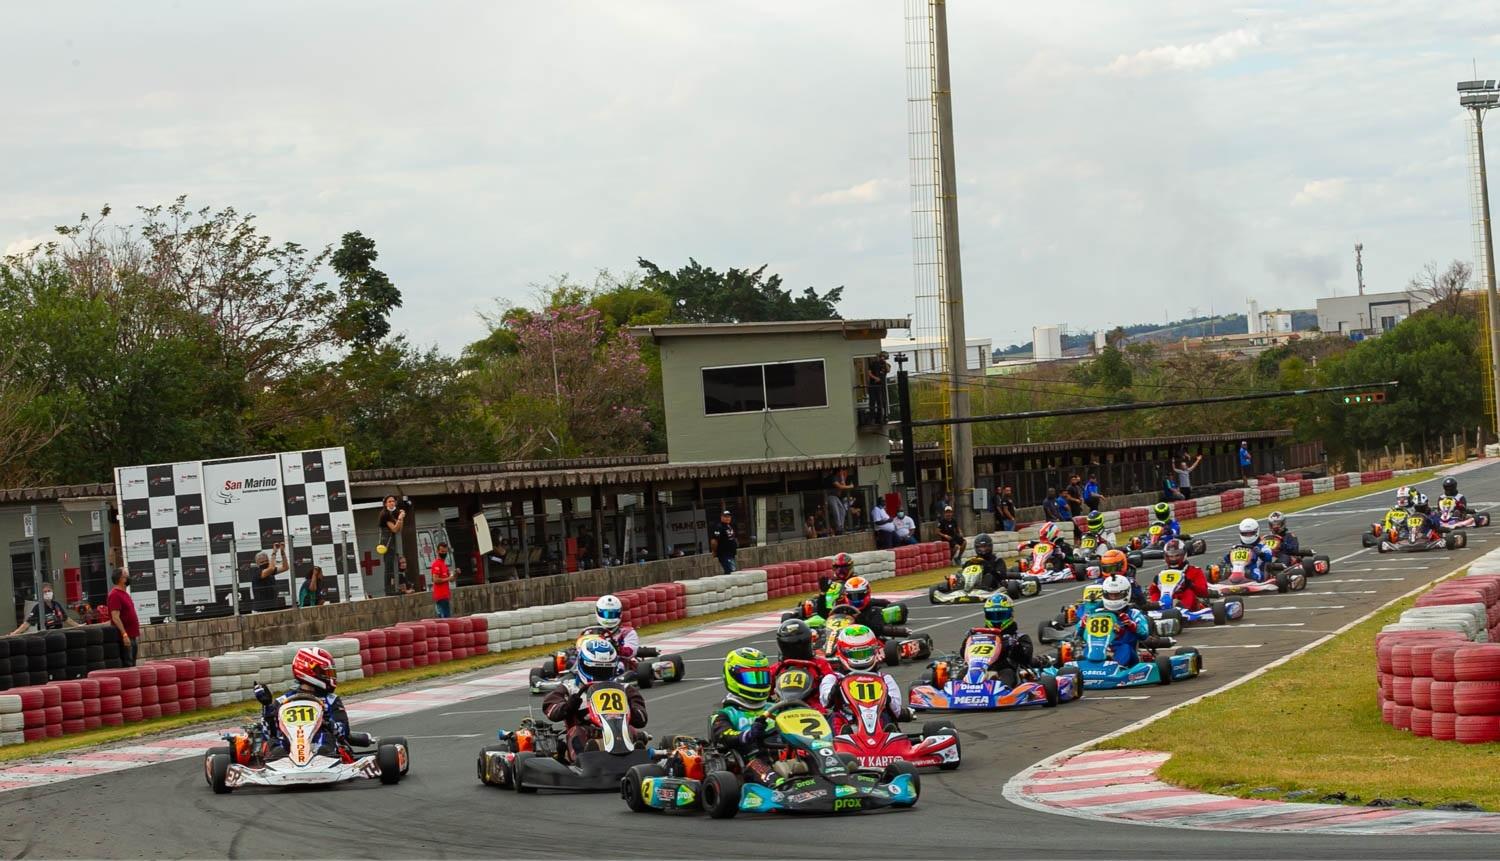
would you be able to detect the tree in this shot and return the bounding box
[1406,260,1472,317]
[637,257,843,323]
[331,231,402,347]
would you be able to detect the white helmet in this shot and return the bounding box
[1101,575,1132,612]
[595,594,623,630]
[1238,517,1259,544]
[1396,486,1412,507]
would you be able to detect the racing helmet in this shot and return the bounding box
[775,618,814,661]
[595,594,623,630]
[1414,492,1430,513]
[1152,501,1172,522]
[983,594,1015,630]
[1100,575,1132,612]
[1162,538,1187,569]
[835,625,881,672]
[1085,511,1105,533]
[831,552,854,581]
[1396,486,1412,507]
[1238,517,1259,544]
[576,636,618,684]
[1080,584,1105,604]
[1443,477,1459,496]
[973,534,995,557]
[843,576,871,610]
[1267,511,1287,534]
[291,646,337,693]
[1038,522,1061,544]
[1099,548,1128,578]
[722,647,772,706]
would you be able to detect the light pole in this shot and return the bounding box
[1459,78,1500,441]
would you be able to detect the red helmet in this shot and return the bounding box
[831,552,854,581]
[843,576,871,610]
[291,646,337,693]
[1038,523,1061,544]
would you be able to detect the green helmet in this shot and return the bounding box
[723,647,772,706]
[1086,511,1105,531]
[1152,502,1172,521]
[983,593,1015,630]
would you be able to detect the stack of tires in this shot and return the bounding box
[0,693,22,745]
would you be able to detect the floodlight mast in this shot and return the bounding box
[1459,78,1500,441]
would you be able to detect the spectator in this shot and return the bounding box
[937,506,965,563]
[397,555,413,589]
[710,510,739,575]
[932,492,952,521]
[845,496,866,531]
[635,548,651,565]
[297,566,326,608]
[872,498,895,549]
[1083,474,1105,512]
[803,515,818,541]
[106,569,139,667]
[378,495,407,592]
[867,351,891,421]
[252,543,289,610]
[398,580,417,596]
[1238,441,1253,483]
[1175,453,1203,499]
[1161,471,1185,502]
[894,508,918,545]
[826,468,854,534]
[1042,487,1063,522]
[8,581,78,635]
[430,542,454,618]
[1061,476,1086,541]
[993,485,1018,532]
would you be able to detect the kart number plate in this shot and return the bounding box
[1149,525,1164,538]
[1084,615,1115,638]
[1408,516,1425,529]
[774,707,832,741]
[589,687,629,717]
[1158,569,1183,586]
[967,642,996,658]
[776,669,810,691]
[1034,542,1053,556]
[1230,548,1252,563]
[963,564,984,576]
[844,676,886,705]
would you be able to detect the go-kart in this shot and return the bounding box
[1049,612,1201,690]
[1037,586,1179,645]
[814,604,932,666]
[1207,547,1307,596]
[1375,515,1466,553]
[479,681,651,791]
[928,562,1040,604]
[1362,508,1413,547]
[620,700,919,818]
[1438,496,1491,530]
[1129,523,1207,558]
[782,580,848,624]
[825,672,961,770]
[1018,540,1084,584]
[908,630,1082,711]
[528,628,686,694]
[1150,568,1243,630]
[1261,535,1331,577]
[205,692,409,793]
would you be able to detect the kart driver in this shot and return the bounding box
[1080,511,1117,553]
[591,595,640,665]
[1030,522,1074,569]
[254,646,368,754]
[1097,549,1148,607]
[1148,539,1212,611]
[542,636,647,762]
[818,625,907,726]
[1441,478,1472,517]
[772,618,836,698]
[956,534,1011,591]
[957,594,1038,679]
[1148,502,1182,542]
[807,553,857,619]
[1412,494,1444,537]
[1096,575,1154,667]
[1265,511,1301,561]
[837,577,913,640]
[709,648,783,785]
[1221,518,1274,581]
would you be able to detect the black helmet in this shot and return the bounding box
[1443,477,1458,496]
[974,534,994,556]
[776,618,814,660]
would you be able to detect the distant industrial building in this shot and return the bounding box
[1032,325,1063,361]
[1316,290,1429,337]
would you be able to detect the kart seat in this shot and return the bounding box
[772,759,810,780]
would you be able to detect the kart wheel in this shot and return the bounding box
[666,654,686,684]
[703,771,741,819]
[1361,533,1377,548]
[780,611,797,623]
[882,760,920,805]
[1070,565,1087,582]
[1190,539,1207,556]
[1479,513,1491,528]
[1039,674,1060,707]
[916,634,934,660]
[1154,655,1174,685]
[1211,602,1227,626]
[377,743,403,785]
[528,668,544,692]
[1037,621,1057,645]
[929,586,945,605]
[1069,667,1085,700]
[1275,571,1291,593]
[511,752,538,793]
[1006,581,1021,600]
[1313,555,1331,575]
[206,751,232,794]
[1176,646,1202,674]
[634,666,655,689]
[477,744,506,785]
[622,763,666,813]
[383,737,410,774]
[884,641,902,667]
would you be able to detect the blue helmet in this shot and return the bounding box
[575,636,618,684]
[983,593,1015,630]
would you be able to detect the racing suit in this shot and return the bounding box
[818,668,905,727]
[542,678,648,761]
[1147,565,1212,611]
[1149,518,1182,543]
[959,624,1038,676]
[1099,607,1152,666]
[1078,529,1117,555]
[709,700,779,785]
[259,686,357,754]
[1221,541,1274,582]
[772,655,837,706]
[845,600,911,640]
[1444,491,1472,516]
[957,553,1010,591]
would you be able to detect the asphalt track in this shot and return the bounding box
[5,467,1500,860]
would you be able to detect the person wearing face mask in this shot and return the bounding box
[9,581,79,636]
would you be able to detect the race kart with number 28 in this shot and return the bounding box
[478,681,651,792]
[528,628,686,695]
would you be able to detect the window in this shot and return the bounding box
[702,360,827,415]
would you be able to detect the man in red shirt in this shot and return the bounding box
[430,542,454,618]
[106,568,141,667]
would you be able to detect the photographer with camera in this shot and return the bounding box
[252,542,288,610]
[378,495,409,594]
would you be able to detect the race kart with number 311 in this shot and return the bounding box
[205,693,409,793]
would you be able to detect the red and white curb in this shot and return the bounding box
[0,590,920,794]
[1007,748,1500,834]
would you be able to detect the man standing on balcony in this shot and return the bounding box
[867,351,891,422]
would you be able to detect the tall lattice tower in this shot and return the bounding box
[1466,97,1498,436]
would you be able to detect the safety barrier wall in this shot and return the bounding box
[1377,548,1500,742]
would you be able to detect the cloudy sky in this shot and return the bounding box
[3,1,1496,351]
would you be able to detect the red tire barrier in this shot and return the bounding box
[1432,645,1464,682]
[1391,675,1414,706]
[1411,676,1433,710]
[1410,707,1434,737]
[1453,680,1500,715]
[1410,642,1443,678]
[1455,714,1500,743]
[1453,644,1500,681]
[1430,680,1457,713]
[1391,704,1413,731]
[1432,711,1458,741]
[1390,643,1418,677]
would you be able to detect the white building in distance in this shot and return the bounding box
[1316,290,1429,337]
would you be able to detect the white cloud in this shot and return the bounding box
[3,236,49,257]
[805,178,895,207]
[1107,28,1261,75]
[1291,178,1349,207]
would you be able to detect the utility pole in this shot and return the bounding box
[1459,78,1500,442]
[1355,243,1365,295]
[933,0,975,532]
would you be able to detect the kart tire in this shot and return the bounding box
[929,586,945,605]
[667,654,686,684]
[1362,533,1377,548]
[1039,673,1060,707]
[780,611,797,623]
[1189,539,1207,556]
[528,668,544,692]
[510,752,538,793]
[477,745,505,785]
[1479,513,1491,528]
[922,719,962,771]
[1176,646,1203,674]
[884,641,902,667]
[1070,565,1087,582]
[377,743,403,785]
[916,634,933,660]
[384,737,410,774]
[206,750,232,795]
[1211,602,1228,626]
[1069,667,1085,700]
[634,667,655,689]
[882,760,920,805]
[1155,655,1174,685]
[1006,581,1021,600]
[622,763,666,813]
[1275,571,1291,594]
[703,771,741,819]
[1037,621,1060,645]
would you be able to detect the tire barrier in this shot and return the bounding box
[1378,549,1500,743]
